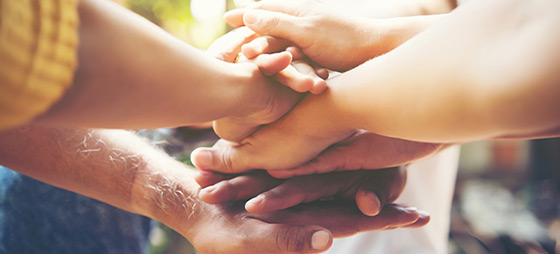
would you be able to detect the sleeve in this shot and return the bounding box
[0,0,78,130]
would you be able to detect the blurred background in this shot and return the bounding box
[119,0,560,253]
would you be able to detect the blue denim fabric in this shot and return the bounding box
[0,166,152,254]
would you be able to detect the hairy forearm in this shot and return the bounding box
[0,126,200,236]
[303,0,560,143]
[33,0,254,129]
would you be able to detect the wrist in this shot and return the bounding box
[129,153,201,236]
[288,89,357,144]
[217,62,265,118]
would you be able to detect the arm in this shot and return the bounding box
[31,0,299,130]
[227,0,560,142]
[191,0,560,173]
[0,126,425,254]
[298,0,560,143]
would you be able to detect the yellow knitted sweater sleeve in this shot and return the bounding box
[0,0,78,130]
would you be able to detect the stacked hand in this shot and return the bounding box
[208,26,328,141]
[196,166,412,217]
[190,1,443,245]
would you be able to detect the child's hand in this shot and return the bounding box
[209,27,327,95]
[208,27,328,142]
[195,166,429,222]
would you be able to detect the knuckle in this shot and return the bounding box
[220,148,236,172]
[262,15,281,31]
[277,226,307,253]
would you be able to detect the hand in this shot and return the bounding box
[208,27,326,94]
[196,166,416,217]
[208,27,327,141]
[224,0,383,71]
[268,130,447,178]
[191,126,443,175]
[206,28,301,142]
[138,164,427,254]
[185,197,428,254]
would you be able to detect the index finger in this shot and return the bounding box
[224,0,307,27]
[257,203,427,238]
[207,27,258,62]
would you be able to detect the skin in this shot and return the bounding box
[196,166,417,217]
[0,126,428,254]
[224,0,446,72]
[30,0,302,135]
[191,0,560,174]
[0,1,431,252]
[208,27,327,141]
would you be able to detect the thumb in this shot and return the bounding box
[191,146,251,174]
[253,52,293,76]
[355,166,407,216]
[243,10,308,46]
[355,188,383,216]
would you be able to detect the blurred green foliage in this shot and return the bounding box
[124,0,232,48]
[125,0,193,26]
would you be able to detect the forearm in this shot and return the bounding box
[33,0,253,129]
[300,0,560,143]
[0,126,200,236]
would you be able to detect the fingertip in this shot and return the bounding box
[292,77,314,93]
[194,171,211,187]
[309,79,328,95]
[194,170,225,188]
[258,52,292,76]
[191,148,215,170]
[316,68,329,80]
[224,9,246,27]
[286,46,304,59]
[199,181,238,204]
[378,204,421,228]
[245,194,266,214]
[311,229,333,251]
[356,190,382,216]
[241,43,260,59]
[405,210,431,228]
[397,206,421,224]
[198,185,219,204]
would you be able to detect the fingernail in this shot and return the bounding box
[244,42,265,57]
[402,206,418,214]
[312,78,327,94]
[244,11,260,25]
[311,230,330,250]
[364,190,381,216]
[191,149,213,170]
[200,185,217,194]
[246,194,265,207]
[241,44,257,58]
[418,210,430,218]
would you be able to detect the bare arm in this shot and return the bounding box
[0,126,426,253]
[307,0,560,142]
[191,0,560,173]
[32,0,297,130]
